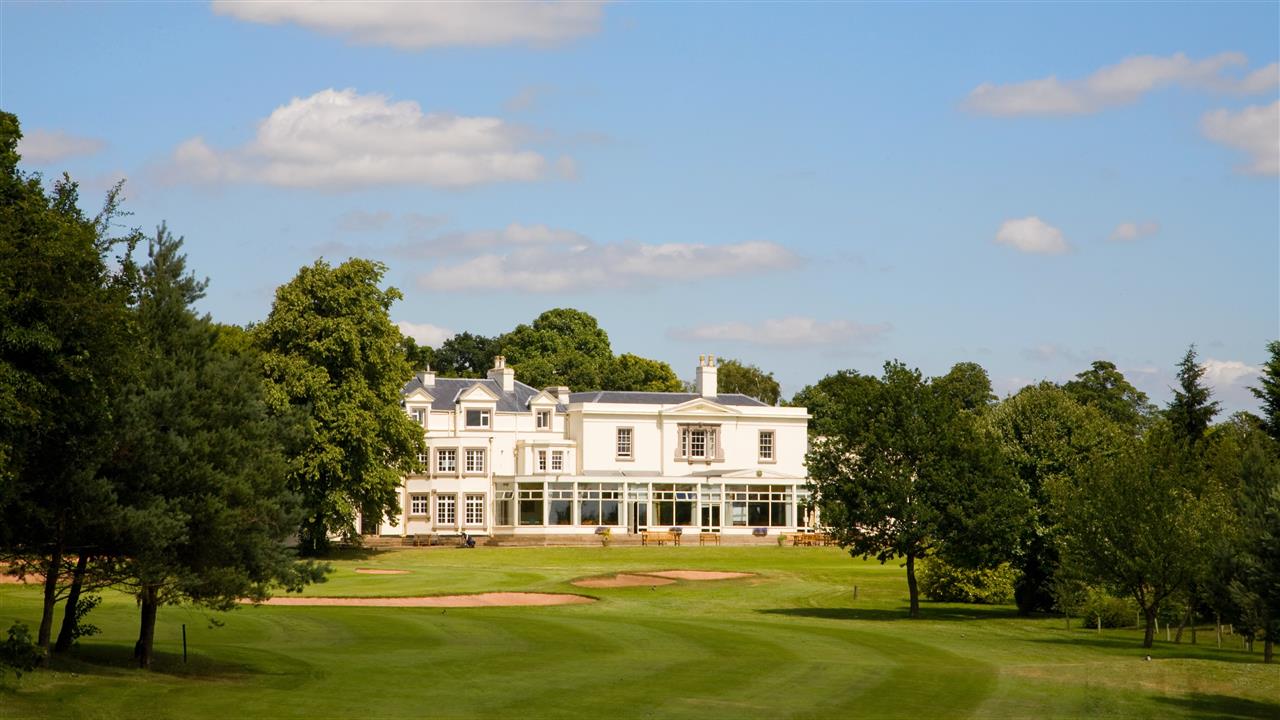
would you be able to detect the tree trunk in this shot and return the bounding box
[905,553,920,619]
[1142,605,1156,649]
[1175,607,1189,643]
[135,586,159,670]
[37,543,64,666]
[54,553,89,653]
[1265,638,1273,664]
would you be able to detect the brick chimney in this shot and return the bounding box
[488,355,515,393]
[695,354,717,398]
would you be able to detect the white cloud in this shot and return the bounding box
[399,223,587,259]
[1201,358,1259,388]
[17,129,106,163]
[966,52,1278,116]
[1201,101,1280,175]
[995,216,1069,255]
[418,237,798,293]
[162,88,558,189]
[669,317,889,347]
[395,321,454,348]
[211,1,605,49]
[1109,220,1161,241]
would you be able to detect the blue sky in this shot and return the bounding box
[3,2,1277,412]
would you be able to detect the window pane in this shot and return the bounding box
[601,500,619,525]
[579,501,600,525]
[519,500,543,525]
[674,502,693,526]
[749,501,769,526]
[549,500,573,525]
[770,501,787,527]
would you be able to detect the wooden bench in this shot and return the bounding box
[783,532,831,547]
[404,533,438,547]
[641,531,679,546]
[698,532,721,546]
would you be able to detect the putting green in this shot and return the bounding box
[1,547,1275,719]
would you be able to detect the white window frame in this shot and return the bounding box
[465,448,486,474]
[410,407,427,427]
[465,494,485,525]
[409,494,430,516]
[537,450,547,472]
[550,450,564,472]
[465,408,491,429]
[616,427,633,460]
[536,409,551,429]
[436,494,456,525]
[759,430,775,462]
[437,448,457,473]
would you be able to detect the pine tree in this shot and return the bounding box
[1167,345,1220,445]
[1250,340,1280,443]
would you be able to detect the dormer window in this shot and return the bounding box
[536,409,551,429]
[410,408,426,426]
[465,409,490,428]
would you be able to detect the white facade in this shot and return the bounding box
[380,355,813,538]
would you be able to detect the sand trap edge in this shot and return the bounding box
[571,574,677,588]
[246,592,596,608]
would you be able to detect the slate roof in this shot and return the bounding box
[567,391,769,407]
[402,377,771,411]
[402,377,566,412]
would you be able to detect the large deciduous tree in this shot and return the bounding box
[1063,360,1154,429]
[716,359,781,405]
[498,308,613,391]
[254,259,425,554]
[0,112,135,663]
[111,228,324,668]
[603,353,684,392]
[431,332,497,377]
[1053,420,1226,648]
[804,361,1028,618]
[988,383,1119,614]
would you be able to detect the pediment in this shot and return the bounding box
[526,390,560,407]
[455,383,500,404]
[664,397,741,416]
[405,387,435,404]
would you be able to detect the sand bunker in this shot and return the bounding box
[354,568,409,575]
[250,592,595,608]
[643,570,756,581]
[572,573,676,589]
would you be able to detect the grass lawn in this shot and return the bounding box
[1,546,1276,719]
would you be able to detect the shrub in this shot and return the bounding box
[1078,589,1137,628]
[917,558,1017,604]
[1,622,40,678]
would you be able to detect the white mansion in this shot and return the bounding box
[376,355,813,539]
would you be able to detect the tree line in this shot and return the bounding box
[0,113,785,673]
[803,348,1280,661]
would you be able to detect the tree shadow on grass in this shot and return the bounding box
[316,546,386,561]
[1029,636,1267,664]
[48,642,252,680]
[758,604,1022,623]
[1151,693,1280,719]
